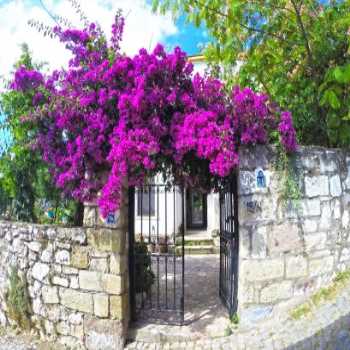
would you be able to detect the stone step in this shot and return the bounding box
[175,245,219,255]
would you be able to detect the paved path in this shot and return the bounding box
[126,273,350,349]
[130,255,230,341]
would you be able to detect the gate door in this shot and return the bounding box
[219,175,239,317]
[129,184,185,325]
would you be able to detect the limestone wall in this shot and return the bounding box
[238,145,350,323]
[0,212,129,349]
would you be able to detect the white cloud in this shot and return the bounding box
[0,0,177,82]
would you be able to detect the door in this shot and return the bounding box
[186,189,207,230]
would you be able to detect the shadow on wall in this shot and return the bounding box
[286,312,350,350]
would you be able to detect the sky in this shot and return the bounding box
[0,0,208,81]
[0,0,208,153]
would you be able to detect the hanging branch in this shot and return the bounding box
[67,0,90,27]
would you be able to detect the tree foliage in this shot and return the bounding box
[153,0,350,147]
[0,45,83,225]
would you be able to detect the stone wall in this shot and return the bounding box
[238,145,350,323]
[0,197,129,349]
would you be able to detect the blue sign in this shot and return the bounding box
[256,170,266,188]
[106,213,116,224]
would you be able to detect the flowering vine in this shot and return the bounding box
[10,14,297,217]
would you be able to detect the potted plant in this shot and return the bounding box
[134,240,155,294]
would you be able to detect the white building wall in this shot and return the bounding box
[134,175,220,239]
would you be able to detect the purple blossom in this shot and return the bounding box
[10,15,298,217]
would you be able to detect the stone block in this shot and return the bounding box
[304,232,328,252]
[331,199,342,219]
[27,241,42,252]
[110,254,127,275]
[62,266,78,275]
[309,257,334,277]
[260,280,293,303]
[102,274,124,295]
[58,336,83,350]
[79,271,124,294]
[251,226,268,258]
[32,262,50,282]
[340,248,350,263]
[68,313,83,325]
[90,258,108,273]
[301,198,321,217]
[46,305,61,322]
[110,294,128,320]
[52,276,69,287]
[79,271,103,292]
[56,321,70,336]
[242,259,284,282]
[239,171,256,195]
[71,228,87,244]
[84,204,97,227]
[268,222,302,254]
[43,319,55,336]
[302,219,318,233]
[286,255,308,279]
[55,250,70,265]
[342,211,349,229]
[41,247,53,263]
[60,288,93,313]
[70,276,79,289]
[320,152,337,173]
[239,305,273,327]
[94,294,109,318]
[71,246,89,269]
[320,201,332,230]
[305,176,329,197]
[87,228,125,253]
[71,324,84,340]
[330,175,342,197]
[42,286,59,304]
[84,317,125,350]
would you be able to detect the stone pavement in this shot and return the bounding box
[126,276,350,349]
[129,255,231,342]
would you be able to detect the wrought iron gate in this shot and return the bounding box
[219,174,239,317]
[128,184,185,325]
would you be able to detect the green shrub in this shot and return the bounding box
[5,267,31,330]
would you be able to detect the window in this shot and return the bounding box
[137,186,156,216]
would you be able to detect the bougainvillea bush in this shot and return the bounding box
[11,14,297,217]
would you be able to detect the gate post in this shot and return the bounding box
[82,186,130,350]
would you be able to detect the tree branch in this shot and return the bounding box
[290,0,314,70]
[191,0,285,41]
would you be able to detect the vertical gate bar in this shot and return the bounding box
[219,191,222,297]
[157,186,159,242]
[173,186,176,310]
[140,187,143,240]
[181,186,185,324]
[149,185,151,243]
[233,172,240,313]
[140,187,144,310]
[229,179,234,316]
[165,187,168,309]
[157,254,160,310]
[128,187,136,322]
[156,185,159,310]
[149,185,152,309]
